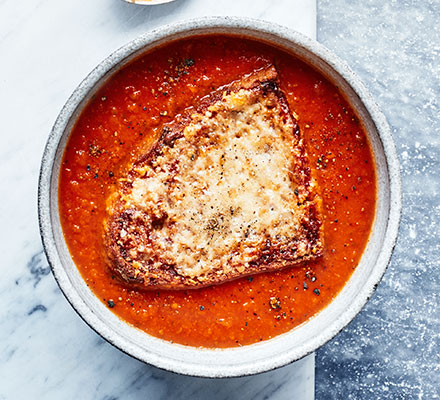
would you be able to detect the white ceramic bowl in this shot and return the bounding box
[38,17,401,378]
[123,0,176,5]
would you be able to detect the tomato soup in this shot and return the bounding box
[58,36,376,348]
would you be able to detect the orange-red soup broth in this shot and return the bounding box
[59,36,376,348]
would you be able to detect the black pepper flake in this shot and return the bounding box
[200,305,205,311]
[93,173,99,179]
[183,58,195,67]
[107,300,115,308]
[313,288,320,296]
[248,276,253,282]
[130,302,134,306]
[294,188,299,196]
[303,282,308,290]
[86,164,91,171]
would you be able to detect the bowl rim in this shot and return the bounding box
[38,16,402,378]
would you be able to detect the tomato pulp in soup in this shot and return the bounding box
[58,36,376,348]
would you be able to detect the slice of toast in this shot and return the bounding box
[104,66,323,290]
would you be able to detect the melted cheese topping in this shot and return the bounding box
[123,89,312,280]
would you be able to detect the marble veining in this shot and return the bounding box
[1,0,438,398]
[0,0,315,399]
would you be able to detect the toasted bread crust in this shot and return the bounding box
[104,66,323,289]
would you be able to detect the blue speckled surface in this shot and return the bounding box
[316,1,440,398]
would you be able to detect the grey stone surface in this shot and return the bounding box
[316,1,440,398]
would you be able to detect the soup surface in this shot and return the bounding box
[59,35,376,348]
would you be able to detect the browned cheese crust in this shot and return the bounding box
[104,66,324,289]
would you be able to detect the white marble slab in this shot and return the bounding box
[0,0,315,398]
